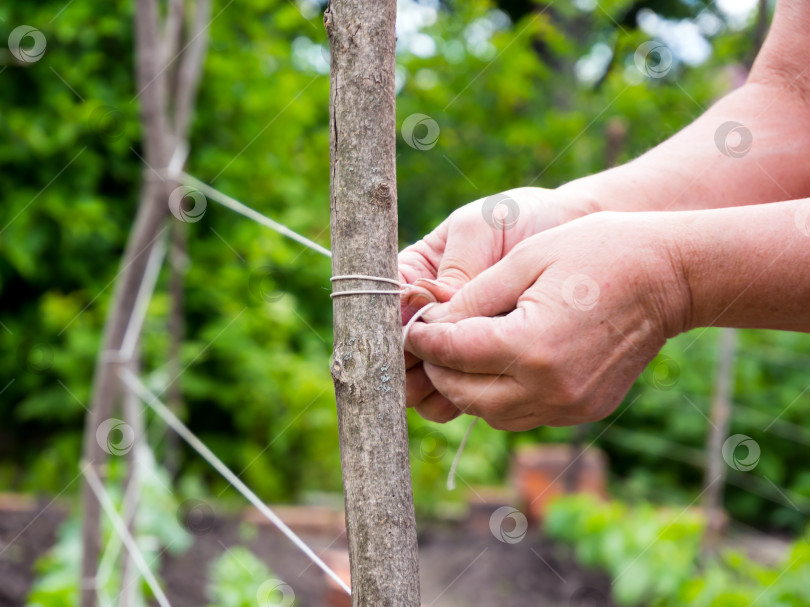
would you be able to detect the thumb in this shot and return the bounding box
[423,243,544,323]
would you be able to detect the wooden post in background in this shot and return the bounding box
[79,1,210,603]
[702,328,737,554]
[326,1,422,605]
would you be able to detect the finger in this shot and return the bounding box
[423,241,547,323]
[433,205,505,294]
[405,351,421,370]
[406,363,436,407]
[413,391,460,423]
[401,284,439,325]
[398,220,450,286]
[406,313,523,374]
[423,362,526,421]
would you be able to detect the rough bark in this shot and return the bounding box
[702,328,737,554]
[326,1,421,605]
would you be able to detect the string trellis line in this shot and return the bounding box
[118,367,352,596]
[82,463,173,607]
[330,274,410,297]
[179,171,332,258]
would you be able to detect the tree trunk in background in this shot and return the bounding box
[702,328,737,554]
[79,0,210,603]
[326,1,421,605]
[165,220,187,478]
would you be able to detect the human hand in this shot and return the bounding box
[398,187,594,422]
[403,211,691,430]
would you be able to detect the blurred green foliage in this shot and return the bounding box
[26,456,191,607]
[546,494,810,606]
[0,0,808,536]
[206,546,282,607]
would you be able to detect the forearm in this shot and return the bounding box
[669,199,810,333]
[557,81,810,213]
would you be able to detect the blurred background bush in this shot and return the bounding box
[1,0,807,558]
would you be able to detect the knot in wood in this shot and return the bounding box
[372,182,392,206]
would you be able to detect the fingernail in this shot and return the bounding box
[421,302,448,322]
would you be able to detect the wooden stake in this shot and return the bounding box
[326,1,421,605]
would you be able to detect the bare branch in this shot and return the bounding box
[173,0,211,142]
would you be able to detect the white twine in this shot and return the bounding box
[82,463,173,607]
[118,368,352,596]
[180,172,332,258]
[119,232,168,362]
[402,302,477,491]
[330,274,410,298]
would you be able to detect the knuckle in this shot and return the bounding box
[433,327,466,369]
[437,264,473,287]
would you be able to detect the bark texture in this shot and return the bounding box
[326,1,421,605]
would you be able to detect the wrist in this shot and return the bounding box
[616,211,696,338]
[555,166,656,214]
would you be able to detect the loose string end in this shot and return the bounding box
[447,417,478,491]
